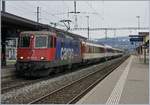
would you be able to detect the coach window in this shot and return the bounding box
[97,47,99,53]
[86,45,89,53]
[92,46,94,53]
[109,49,112,53]
[91,46,93,53]
[93,46,95,53]
[99,47,103,53]
[99,47,101,53]
[96,47,98,53]
[89,46,91,53]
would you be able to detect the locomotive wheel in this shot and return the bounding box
[54,68,60,74]
[68,64,72,70]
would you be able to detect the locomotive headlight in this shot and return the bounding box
[31,35,34,38]
[40,57,45,60]
[20,56,24,59]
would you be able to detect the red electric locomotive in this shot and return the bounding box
[16,31,57,76]
[16,31,82,77]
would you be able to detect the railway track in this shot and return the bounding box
[29,55,129,104]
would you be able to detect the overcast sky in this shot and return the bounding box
[5,0,150,39]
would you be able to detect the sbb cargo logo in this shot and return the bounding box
[61,48,74,60]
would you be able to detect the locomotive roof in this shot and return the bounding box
[20,31,87,41]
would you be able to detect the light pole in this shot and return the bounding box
[86,16,89,40]
[69,1,80,28]
[105,28,107,40]
[2,0,5,12]
[136,16,141,57]
[136,16,140,30]
[37,6,40,23]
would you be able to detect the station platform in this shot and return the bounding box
[77,55,149,104]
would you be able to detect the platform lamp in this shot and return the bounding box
[136,16,140,31]
[86,16,90,40]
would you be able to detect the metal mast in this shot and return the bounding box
[37,6,40,23]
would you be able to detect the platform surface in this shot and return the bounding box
[1,64,15,77]
[77,55,149,104]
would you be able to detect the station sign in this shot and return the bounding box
[130,37,143,42]
[129,35,143,42]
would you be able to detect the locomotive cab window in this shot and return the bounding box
[19,35,30,47]
[35,36,47,48]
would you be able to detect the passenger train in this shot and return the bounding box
[16,31,123,77]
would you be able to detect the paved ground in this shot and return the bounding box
[77,55,149,104]
[1,64,16,77]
